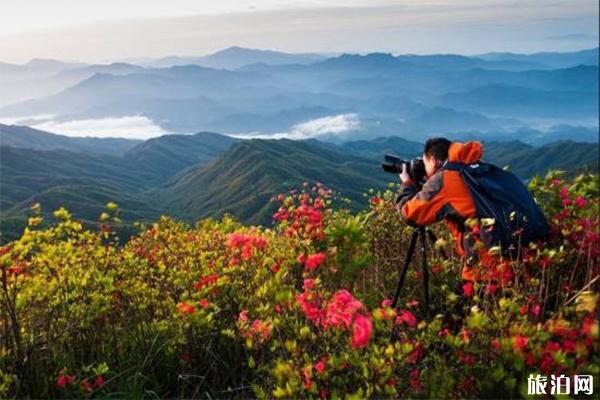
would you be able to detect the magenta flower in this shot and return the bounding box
[305,252,326,271]
[350,313,372,349]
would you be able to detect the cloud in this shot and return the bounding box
[28,115,169,139]
[228,113,360,140]
[1,1,597,63]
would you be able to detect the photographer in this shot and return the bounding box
[394,137,548,286]
[394,138,486,282]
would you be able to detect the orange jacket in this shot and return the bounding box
[394,141,487,280]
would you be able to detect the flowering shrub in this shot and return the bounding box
[0,172,598,398]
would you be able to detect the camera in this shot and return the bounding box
[381,154,426,185]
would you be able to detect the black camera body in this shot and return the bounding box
[382,154,426,186]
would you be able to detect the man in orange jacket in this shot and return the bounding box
[394,138,487,281]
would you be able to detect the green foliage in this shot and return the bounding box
[0,171,598,398]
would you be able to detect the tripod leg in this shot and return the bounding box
[421,227,431,319]
[392,230,419,308]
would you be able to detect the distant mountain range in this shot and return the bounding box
[477,48,599,69]
[1,124,597,243]
[1,47,597,146]
[137,46,327,69]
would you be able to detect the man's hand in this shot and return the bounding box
[399,163,412,185]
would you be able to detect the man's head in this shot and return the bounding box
[423,138,451,177]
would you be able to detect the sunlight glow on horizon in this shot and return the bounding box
[0,0,597,64]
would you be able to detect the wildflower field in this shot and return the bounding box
[0,171,598,399]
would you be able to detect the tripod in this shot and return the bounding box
[391,227,445,318]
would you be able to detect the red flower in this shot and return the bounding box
[457,350,476,365]
[250,319,273,341]
[198,299,210,309]
[408,343,424,363]
[314,197,325,209]
[238,309,249,323]
[297,253,306,265]
[80,379,93,392]
[305,252,326,272]
[241,244,253,260]
[325,290,364,329]
[370,196,382,206]
[485,283,497,295]
[519,305,528,315]
[177,302,195,315]
[315,357,327,374]
[406,300,419,308]
[462,282,474,297]
[538,255,550,270]
[350,314,372,349]
[395,309,417,328]
[460,329,471,344]
[57,373,67,389]
[439,328,450,338]
[575,196,587,208]
[491,338,502,352]
[540,354,554,373]
[512,335,528,352]
[543,341,561,354]
[582,315,597,339]
[303,365,312,390]
[296,291,324,325]
[303,278,316,291]
[194,273,219,291]
[524,351,537,366]
[409,369,421,391]
[94,375,105,388]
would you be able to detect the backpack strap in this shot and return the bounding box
[443,161,492,172]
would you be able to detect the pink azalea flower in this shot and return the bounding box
[325,290,364,329]
[198,299,210,309]
[238,309,249,323]
[315,358,327,374]
[575,196,588,208]
[305,252,326,271]
[395,309,417,328]
[462,282,474,297]
[350,314,372,349]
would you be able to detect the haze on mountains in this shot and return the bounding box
[0,45,598,242]
[0,46,597,141]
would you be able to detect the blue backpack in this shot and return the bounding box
[444,162,549,253]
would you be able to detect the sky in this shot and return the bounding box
[0,0,597,64]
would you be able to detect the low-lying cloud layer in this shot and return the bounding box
[228,113,360,140]
[23,115,169,139]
